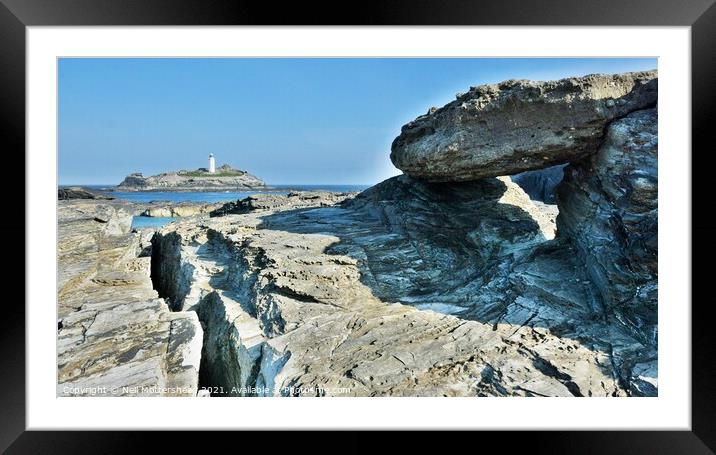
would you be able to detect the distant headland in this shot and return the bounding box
[116,155,266,192]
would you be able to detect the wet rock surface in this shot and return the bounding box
[391,71,657,181]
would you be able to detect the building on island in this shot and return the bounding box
[208,153,216,174]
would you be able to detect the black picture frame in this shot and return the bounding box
[6,0,714,452]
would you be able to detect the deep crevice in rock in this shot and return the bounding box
[149,228,290,396]
[150,232,193,311]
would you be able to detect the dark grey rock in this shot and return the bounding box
[510,164,566,203]
[210,191,356,217]
[58,186,114,200]
[556,108,657,344]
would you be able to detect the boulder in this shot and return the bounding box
[391,71,657,181]
[556,108,657,344]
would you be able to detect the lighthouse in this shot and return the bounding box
[208,154,216,174]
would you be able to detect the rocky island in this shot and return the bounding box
[117,163,265,191]
[58,70,658,397]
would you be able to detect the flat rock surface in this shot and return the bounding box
[390,71,657,181]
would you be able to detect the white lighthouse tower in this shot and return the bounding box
[208,153,216,174]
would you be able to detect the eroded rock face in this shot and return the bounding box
[58,201,135,300]
[336,175,557,305]
[57,200,203,396]
[149,180,654,397]
[391,71,657,181]
[556,108,658,344]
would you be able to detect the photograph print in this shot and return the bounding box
[57,57,658,398]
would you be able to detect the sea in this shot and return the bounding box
[70,184,370,230]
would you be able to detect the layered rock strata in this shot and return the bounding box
[57,200,203,396]
[209,191,357,217]
[556,108,658,343]
[390,71,657,181]
[150,184,654,397]
[57,70,658,398]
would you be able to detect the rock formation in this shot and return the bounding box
[556,108,658,344]
[58,200,203,396]
[58,186,114,200]
[116,164,265,191]
[150,186,633,396]
[510,164,566,204]
[57,70,658,398]
[140,202,224,218]
[209,191,357,217]
[390,71,657,181]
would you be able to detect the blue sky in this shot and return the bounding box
[59,57,657,185]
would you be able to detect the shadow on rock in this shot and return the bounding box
[257,175,548,315]
[252,175,656,394]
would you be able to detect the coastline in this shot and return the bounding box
[60,184,370,193]
[56,70,658,398]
